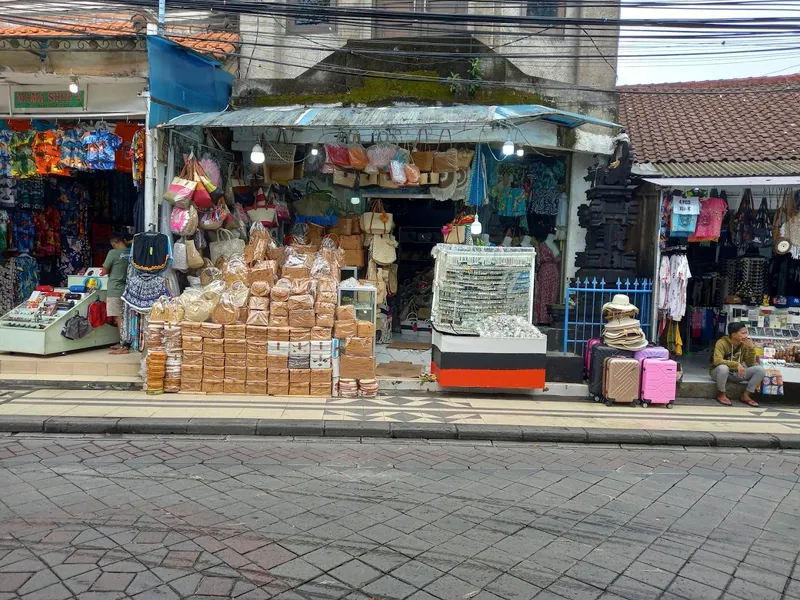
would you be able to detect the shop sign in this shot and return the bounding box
[13,90,84,109]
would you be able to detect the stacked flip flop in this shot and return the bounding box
[602,294,648,351]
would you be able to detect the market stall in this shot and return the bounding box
[646,175,800,394]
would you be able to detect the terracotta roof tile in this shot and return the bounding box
[0,17,239,57]
[619,75,800,165]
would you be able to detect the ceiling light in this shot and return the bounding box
[516,146,524,157]
[470,215,482,236]
[310,145,319,156]
[68,76,79,95]
[502,140,514,156]
[250,143,265,165]
[351,195,360,205]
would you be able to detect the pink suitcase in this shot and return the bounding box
[584,338,602,380]
[640,358,677,408]
[634,346,670,362]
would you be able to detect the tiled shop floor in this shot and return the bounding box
[1,388,799,432]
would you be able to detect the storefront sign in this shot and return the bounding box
[13,90,84,109]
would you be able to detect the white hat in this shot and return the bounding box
[603,317,641,331]
[602,294,639,314]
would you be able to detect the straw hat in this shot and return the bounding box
[603,317,641,331]
[607,337,649,351]
[602,294,639,314]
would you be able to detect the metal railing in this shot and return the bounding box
[563,278,653,354]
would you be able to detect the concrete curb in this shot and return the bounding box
[0,416,794,448]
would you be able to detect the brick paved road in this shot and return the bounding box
[0,437,797,600]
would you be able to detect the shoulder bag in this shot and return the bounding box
[210,229,246,265]
[247,188,278,227]
[163,163,196,208]
[361,200,394,234]
[432,130,458,173]
[751,197,772,248]
[411,130,434,173]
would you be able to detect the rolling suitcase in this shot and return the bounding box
[602,357,640,406]
[640,358,677,408]
[583,338,602,380]
[588,345,633,401]
[633,346,669,362]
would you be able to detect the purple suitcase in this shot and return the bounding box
[640,358,677,407]
[633,346,670,362]
[584,338,602,380]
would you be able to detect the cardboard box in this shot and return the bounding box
[345,336,373,357]
[288,382,310,396]
[225,366,246,381]
[310,354,332,369]
[310,340,332,354]
[202,380,224,393]
[182,336,203,351]
[181,380,202,393]
[267,355,289,369]
[357,321,375,338]
[224,378,246,394]
[267,327,291,341]
[311,327,332,341]
[336,305,356,321]
[316,314,334,328]
[245,380,267,395]
[247,367,267,382]
[201,322,224,339]
[181,321,202,336]
[271,301,289,317]
[309,384,331,397]
[290,369,311,384]
[225,339,244,353]
[290,328,311,342]
[268,383,289,396]
[268,368,289,383]
[247,340,267,355]
[289,341,311,356]
[204,338,224,353]
[310,368,332,385]
[246,325,268,341]
[225,353,247,367]
[246,354,268,368]
[181,364,203,381]
[269,314,289,328]
[334,320,357,338]
[225,324,247,340]
[340,355,376,379]
[182,350,204,366]
[268,341,290,356]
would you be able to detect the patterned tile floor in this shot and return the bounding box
[0,437,796,599]
[1,388,800,433]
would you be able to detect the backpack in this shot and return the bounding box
[61,315,92,340]
[87,300,107,328]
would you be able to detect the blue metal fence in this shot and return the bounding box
[563,278,654,354]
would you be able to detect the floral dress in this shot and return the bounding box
[535,241,561,325]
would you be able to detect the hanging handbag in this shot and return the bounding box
[411,130,434,172]
[361,200,394,234]
[774,189,793,254]
[348,134,368,171]
[231,167,253,206]
[325,143,351,169]
[457,147,475,170]
[186,158,213,209]
[294,181,332,217]
[366,139,397,173]
[333,169,357,188]
[432,130,458,173]
[263,130,297,166]
[209,229,246,264]
[173,238,189,271]
[731,188,755,250]
[789,189,800,246]
[185,237,204,269]
[163,163,196,208]
[193,160,223,205]
[371,233,398,266]
[750,197,772,248]
[247,188,278,227]
[170,204,198,236]
[199,198,229,231]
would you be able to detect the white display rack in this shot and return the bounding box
[431,244,536,335]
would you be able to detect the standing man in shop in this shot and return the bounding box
[710,322,765,407]
[101,235,130,355]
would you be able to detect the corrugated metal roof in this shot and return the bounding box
[654,160,800,178]
[166,105,619,130]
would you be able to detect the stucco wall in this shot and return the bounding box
[564,151,601,282]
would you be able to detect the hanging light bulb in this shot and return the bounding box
[351,179,361,205]
[68,76,79,95]
[310,143,319,156]
[502,140,514,156]
[516,146,524,157]
[250,143,265,165]
[470,215,482,235]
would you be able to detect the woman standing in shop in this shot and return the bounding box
[101,235,130,354]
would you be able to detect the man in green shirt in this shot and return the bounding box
[710,322,764,407]
[101,236,129,354]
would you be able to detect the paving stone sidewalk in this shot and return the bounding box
[0,435,798,600]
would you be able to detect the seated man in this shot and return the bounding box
[710,322,765,407]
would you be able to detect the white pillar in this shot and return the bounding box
[143,94,157,230]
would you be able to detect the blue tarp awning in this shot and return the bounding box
[165,104,619,130]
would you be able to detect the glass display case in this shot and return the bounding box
[337,283,377,338]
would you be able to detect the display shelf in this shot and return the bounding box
[338,283,378,342]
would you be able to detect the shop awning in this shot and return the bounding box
[165,104,619,130]
[643,176,800,188]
